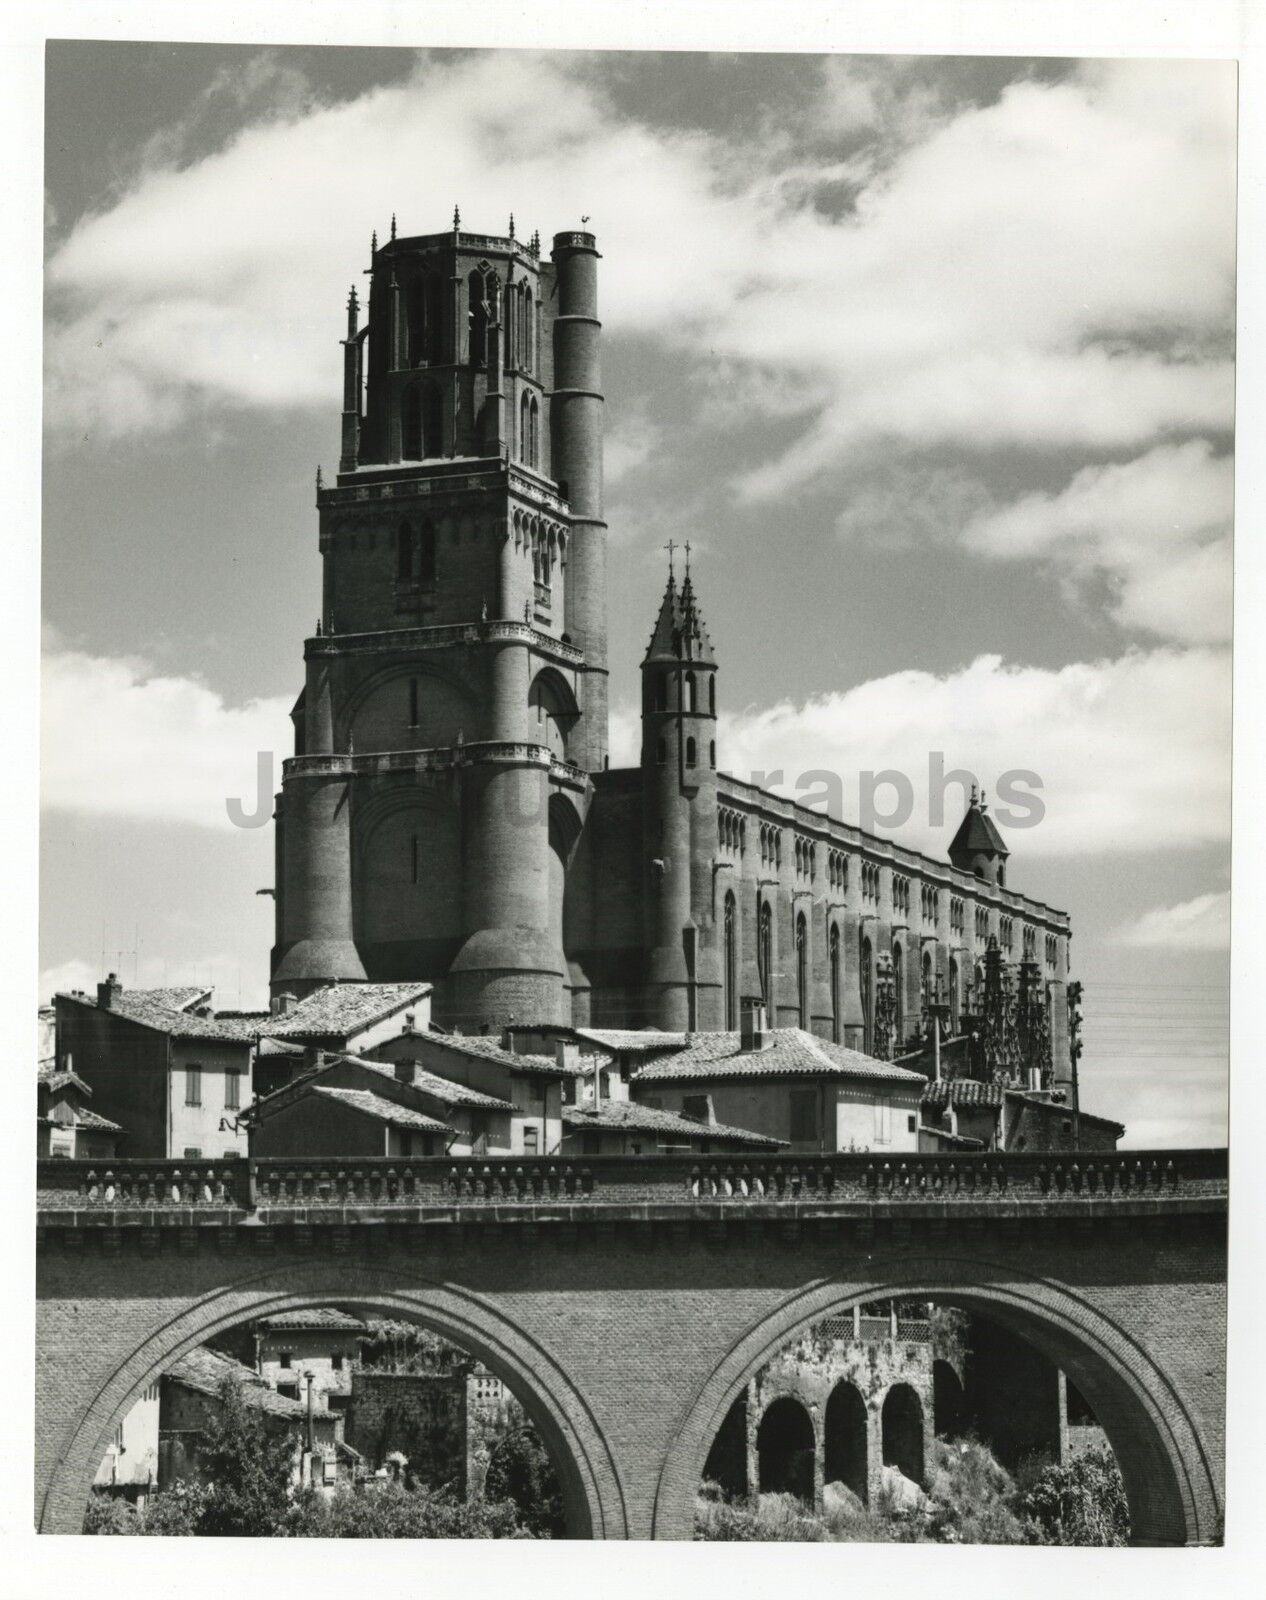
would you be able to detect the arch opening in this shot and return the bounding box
[49,1274,623,1540]
[824,1381,868,1505]
[881,1382,924,1484]
[933,1358,967,1440]
[756,1396,815,1504]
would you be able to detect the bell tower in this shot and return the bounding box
[271,214,607,1028]
[640,548,721,1029]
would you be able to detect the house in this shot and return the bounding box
[367,1030,580,1156]
[918,1079,1005,1151]
[158,1345,357,1490]
[506,1025,687,1105]
[254,1309,367,1410]
[53,977,256,1159]
[629,1009,926,1155]
[260,982,433,1058]
[37,1062,121,1160]
[562,1099,785,1156]
[1002,1090,1124,1153]
[93,1379,160,1498]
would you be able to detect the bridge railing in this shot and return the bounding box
[35,1148,1228,1215]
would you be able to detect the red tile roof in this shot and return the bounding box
[262,984,431,1042]
[310,1086,452,1134]
[166,1347,308,1418]
[920,1079,1004,1109]
[565,1100,784,1149]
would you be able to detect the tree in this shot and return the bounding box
[192,1376,300,1536]
[1014,1447,1129,1546]
[483,1426,565,1537]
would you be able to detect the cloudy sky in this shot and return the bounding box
[40,43,1233,1146]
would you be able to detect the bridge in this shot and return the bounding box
[36,1148,1227,1543]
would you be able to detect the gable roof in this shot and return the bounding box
[422,1032,581,1078]
[166,1346,308,1419]
[572,1028,689,1055]
[310,1085,452,1134]
[632,1029,927,1086]
[256,1308,367,1333]
[565,1100,784,1149]
[920,1078,1004,1110]
[357,1058,513,1110]
[1005,1089,1125,1136]
[60,988,258,1043]
[262,983,431,1042]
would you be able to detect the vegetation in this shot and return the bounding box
[286,1481,534,1538]
[483,1425,566,1538]
[695,1437,1130,1546]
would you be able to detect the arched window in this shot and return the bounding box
[422,383,442,457]
[418,519,436,586]
[520,284,533,369]
[922,949,933,1014]
[407,279,427,367]
[686,736,697,767]
[758,901,773,1006]
[796,912,808,1029]
[723,892,738,1030]
[656,738,667,766]
[686,673,697,713]
[949,956,960,1034]
[709,676,716,715]
[401,385,422,459]
[468,269,489,365]
[892,939,905,1047]
[656,674,668,712]
[529,395,539,469]
[861,936,874,1055]
[520,392,531,463]
[709,740,716,769]
[425,273,444,363]
[396,520,413,580]
[829,922,841,1044]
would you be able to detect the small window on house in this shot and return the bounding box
[332,1354,344,1372]
[523,1126,539,1155]
[907,1114,917,1133]
[224,1070,241,1110]
[873,1094,892,1144]
[182,1147,202,1159]
[279,1352,293,1369]
[185,1066,202,1106]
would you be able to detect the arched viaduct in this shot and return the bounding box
[36,1149,1226,1543]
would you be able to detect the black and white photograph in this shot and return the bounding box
[10,1,1260,1588]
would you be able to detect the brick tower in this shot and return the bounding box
[271,215,607,1027]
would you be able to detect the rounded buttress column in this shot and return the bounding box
[271,769,366,998]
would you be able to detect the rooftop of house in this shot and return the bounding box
[571,1028,690,1054]
[356,1057,514,1110]
[256,1308,367,1333]
[59,984,260,1042]
[1005,1089,1126,1136]
[166,1346,309,1419]
[918,1123,986,1149]
[68,1105,123,1132]
[425,1031,582,1078]
[920,1078,1005,1110]
[632,1029,928,1086]
[262,983,432,1042]
[310,1085,453,1135]
[564,1100,785,1149]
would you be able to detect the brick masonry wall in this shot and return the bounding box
[346,1371,467,1491]
[35,1210,1224,1542]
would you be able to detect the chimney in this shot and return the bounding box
[271,991,296,1017]
[97,973,121,1010]
[740,1001,769,1053]
[555,1039,581,1077]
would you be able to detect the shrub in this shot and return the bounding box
[286,1480,533,1539]
[83,1493,139,1535]
[483,1425,565,1537]
[1015,1447,1129,1547]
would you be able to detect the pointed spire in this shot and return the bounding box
[453,204,461,229]
[390,212,397,241]
[642,548,716,666]
[509,212,516,240]
[531,229,540,257]
[370,228,378,256]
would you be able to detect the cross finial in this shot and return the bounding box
[390,212,397,241]
[664,538,676,580]
[970,782,978,806]
[683,539,692,578]
[980,788,988,811]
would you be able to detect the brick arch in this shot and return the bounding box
[37,1262,627,1539]
[651,1256,1221,1545]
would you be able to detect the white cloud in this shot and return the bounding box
[1113,890,1230,952]
[46,53,1235,483]
[963,439,1232,645]
[41,648,292,830]
[39,953,268,1009]
[713,646,1230,858]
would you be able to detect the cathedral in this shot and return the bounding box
[270,214,1073,1094]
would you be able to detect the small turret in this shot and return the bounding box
[948,785,1010,887]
